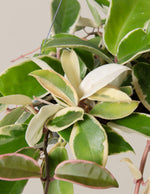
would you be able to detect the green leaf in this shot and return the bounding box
[36,55,64,75]
[76,17,98,28]
[47,107,84,132]
[0,95,32,105]
[90,101,139,120]
[17,147,40,161]
[86,0,101,26]
[0,153,41,180]
[54,160,118,188]
[30,69,78,106]
[102,125,134,155]
[0,60,46,98]
[133,62,150,111]
[51,0,80,34]
[69,114,108,166]
[46,147,73,194]
[25,104,61,146]
[104,0,150,54]
[0,124,28,154]
[108,113,150,137]
[0,107,24,127]
[74,48,94,71]
[48,180,73,194]
[117,28,150,64]
[58,125,72,142]
[48,147,68,177]
[15,111,32,124]
[43,34,113,63]
[120,86,133,96]
[0,147,40,194]
[0,180,27,194]
[94,0,110,7]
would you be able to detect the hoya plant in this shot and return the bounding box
[1,0,150,194]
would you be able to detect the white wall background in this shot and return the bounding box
[0,0,149,193]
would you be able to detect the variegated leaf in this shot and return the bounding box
[79,64,130,100]
[25,104,61,146]
[90,101,139,120]
[0,95,32,105]
[30,70,78,106]
[47,107,84,132]
[61,49,81,95]
[69,114,108,166]
[88,86,131,102]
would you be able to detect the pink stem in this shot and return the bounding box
[134,140,150,194]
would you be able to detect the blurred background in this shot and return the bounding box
[0,0,149,193]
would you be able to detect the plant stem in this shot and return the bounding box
[43,128,50,194]
[134,140,150,194]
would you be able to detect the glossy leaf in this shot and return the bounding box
[94,0,110,7]
[121,158,142,180]
[54,160,118,188]
[74,48,94,71]
[48,147,69,177]
[17,147,40,161]
[0,180,27,194]
[48,180,73,194]
[133,62,150,111]
[51,0,80,34]
[43,34,113,63]
[90,101,139,120]
[61,49,81,93]
[79,64,130,100]
[0,60,46,98]
[31,57,53,70]
[103,125,134,155]
[88,86,131,102]
[104,0,150,54]
[0,95,32,105]
[30,69,78,106]
[120,86,133,96]
[117,28,150,64]
[0,107,24,127]
[39,55,64,75]
[58,126,72,142]
[108,113,150,137]
[47,107,84,132]
[0,153,41,180]
[25,104,61,146]
[0,124,28,154]
[86,0,101,26]
[15,111,32,124]
[46,147,73,194]
[69,114,108,166]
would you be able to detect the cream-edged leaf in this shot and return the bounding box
[61,49,81,94]
[25,104,61,146]
[90,101,139,120]
[30,69,78,106]
[47,107,84,132]
[79,64,130,100]
[69,114,108,166]
[121,158,142,180]
[31,57,52,70]
[88,86,131,102]
[0,95,32,105]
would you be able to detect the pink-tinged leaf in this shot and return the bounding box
[54,160,118,189]
[0,153,41,181]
